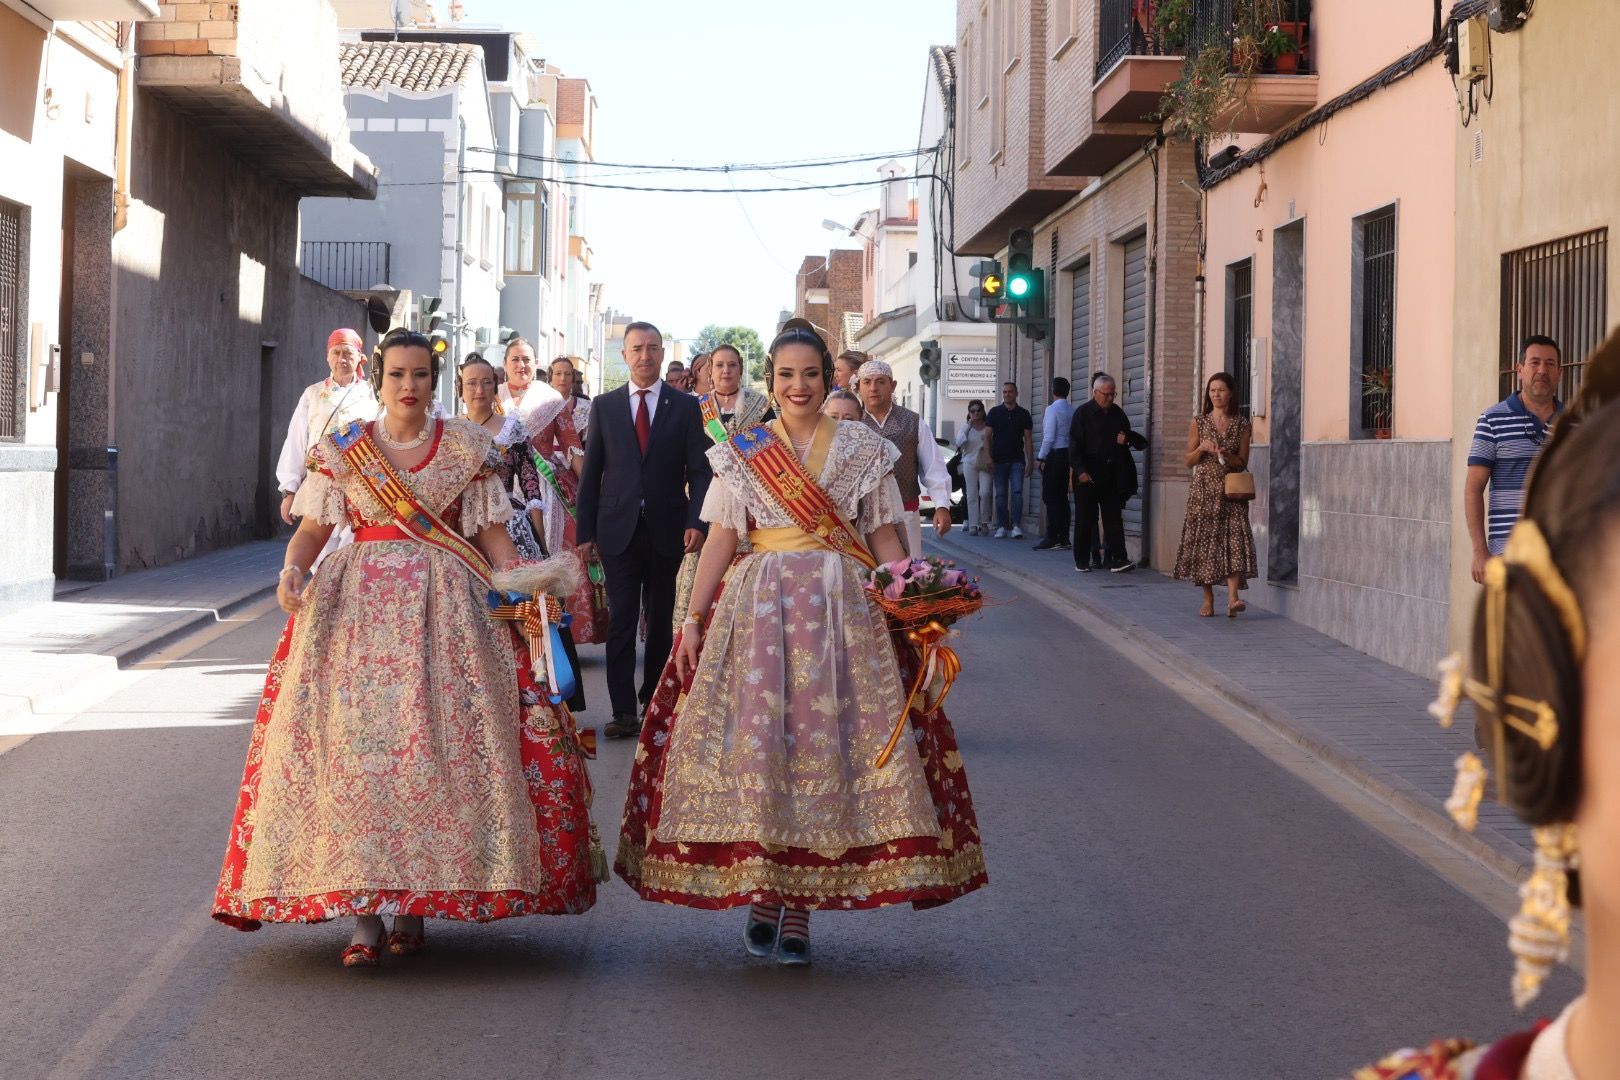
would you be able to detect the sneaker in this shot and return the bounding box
[1010,527,1024,539]
[1075,563,1093,573]
[992,527,1008,539]
[1032,539,1058,551]
[1109,559,1136,573]
[1057,542,1072,550]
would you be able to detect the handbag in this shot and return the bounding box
[1223,468,1256,502]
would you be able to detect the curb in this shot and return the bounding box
[0,581,279,741]
[931,531,1533,884]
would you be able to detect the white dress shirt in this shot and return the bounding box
[868,405,952,508]
[627,378,665,426]
[1039,397,1073,461]
[276,377,378,494]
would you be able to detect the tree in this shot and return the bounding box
[693,325,768,385]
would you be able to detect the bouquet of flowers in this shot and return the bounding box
[864,556,984,629]
[863,556,984,769]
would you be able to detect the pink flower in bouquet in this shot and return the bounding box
[883,578,907,601]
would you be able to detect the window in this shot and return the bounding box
[1352,206,1397,438]
[0,198,21,440]
[978,3,992,107]
[483,203,495,266]
[1052,0,1077,55]
[1226,260,1254,415]
[958,31,972,162]
[1002,0,1020,71]
[504,182,539,275]
[1500,228,1608,401]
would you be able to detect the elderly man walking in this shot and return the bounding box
[856,358,952,555]
[275,328,377,564]
[1069,373,1147,573]
[1465,334,1563,583]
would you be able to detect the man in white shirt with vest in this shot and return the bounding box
[856,358,952,556]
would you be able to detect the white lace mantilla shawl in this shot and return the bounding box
[290,418,512,537]
[699,419,907,540]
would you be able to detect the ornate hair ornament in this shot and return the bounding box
[1428,516,1587,1010]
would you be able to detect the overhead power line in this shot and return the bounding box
[462,147,922,174]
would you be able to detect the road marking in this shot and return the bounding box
[978,564,1586,974]
[43,904,213,1080]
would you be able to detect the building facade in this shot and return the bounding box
[953,0,1199,565]
[1,1,376,608]
[1446,0,1620,652]
[1197,2,1458,675]
[792,248,863,360]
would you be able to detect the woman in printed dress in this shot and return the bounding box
[527,370,611,644]
[213,329,597,967]
[1172,372,1258,618]
[616,319,987,966]
[459,354,544,561]
[671,342,774,632]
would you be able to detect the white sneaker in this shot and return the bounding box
[1010,526,1024,539]
[992,527,1008,538]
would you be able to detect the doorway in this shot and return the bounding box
[1269,220,1305,584]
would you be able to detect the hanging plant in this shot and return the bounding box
[1153,0,1193,53]
[1159,0,1291,143]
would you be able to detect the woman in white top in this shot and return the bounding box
[953,399,994,535]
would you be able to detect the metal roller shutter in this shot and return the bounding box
[1120,235,1148,542]
[1071,260,1091,388]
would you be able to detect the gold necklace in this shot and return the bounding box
[378,418,432,450]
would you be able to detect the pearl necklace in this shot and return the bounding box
[378,419,432,450]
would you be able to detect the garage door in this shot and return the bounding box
[1120,234,1148,545]
[1070,260,1091,389]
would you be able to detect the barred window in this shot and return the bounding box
[1353,206,1397,438]
[0,199,21,440]
[1225,259,1253,415]
[1500,228,1607,401]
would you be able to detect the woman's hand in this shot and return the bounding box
[675,622,703,681]
[279,493,296,526]
[277,566,306,614]
[1199,439,1220,457]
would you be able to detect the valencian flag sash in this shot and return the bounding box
[728,422,877,570]
[698,393,731,446]
[328,420,576,704]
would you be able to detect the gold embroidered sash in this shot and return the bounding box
[728,416,876,570]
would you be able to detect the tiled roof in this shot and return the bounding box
[338,41,482,93]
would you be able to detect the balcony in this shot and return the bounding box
[28,0,158,18]
[1048,0,1184,176]
[137,0,376,199]
[302,241,391,292]
[1194,0,1319,134]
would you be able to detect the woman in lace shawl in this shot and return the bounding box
[616,320,986,967]
[212,331,597,968]
[670,342,774,632]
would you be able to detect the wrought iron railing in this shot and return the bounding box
[1191,0,1314,74]
[301,241,392,292]
[1095,0,1183,82]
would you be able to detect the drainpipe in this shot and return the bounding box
[111,20,136,449]
[1141,143,1160,569]
[452,111,467,414]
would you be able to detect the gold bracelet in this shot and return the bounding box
[683,611,705,627]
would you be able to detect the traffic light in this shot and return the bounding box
[1004,228,1047,337]
[418,296,450,356]
[918,339,941,384]
[971,259,1005,317]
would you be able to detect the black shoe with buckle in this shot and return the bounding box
[604,713,642,739]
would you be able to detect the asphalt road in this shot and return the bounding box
[0,566,1578,1080]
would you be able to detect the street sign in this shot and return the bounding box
[945,352,998,400]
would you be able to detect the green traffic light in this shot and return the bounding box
[1008,275,1031,299]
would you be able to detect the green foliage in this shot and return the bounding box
[1153,0,1193,52]
[1160,0,1295,142]
[693,324,768,385]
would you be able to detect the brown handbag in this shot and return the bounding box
[1224,469,1256,502]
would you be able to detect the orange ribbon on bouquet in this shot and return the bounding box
[874,618,963,769]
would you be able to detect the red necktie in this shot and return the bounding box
[634,389,651,454]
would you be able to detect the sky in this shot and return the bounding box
[472,0,956,348]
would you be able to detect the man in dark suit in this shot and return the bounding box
[1068,373,1148,574]
[576,321,712,737]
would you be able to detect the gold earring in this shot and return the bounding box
[1509,823,1578,1009]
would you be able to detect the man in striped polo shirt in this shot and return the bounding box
[1465,335,1563,583]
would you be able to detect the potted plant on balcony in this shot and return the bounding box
[1361,368,1393,439]
[1160,0,1280,141]
[1261,24,1302,74]
[1153,0,1193,53]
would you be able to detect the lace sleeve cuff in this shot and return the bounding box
[289,469,347,525]
[459,472,515,535]
[699,476,751,533]
[855,474,908,536]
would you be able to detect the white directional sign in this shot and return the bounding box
[945,352,998,400]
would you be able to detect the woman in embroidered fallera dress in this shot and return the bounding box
[615,319,987,966]
[1354,332,1620,1079]
[213,329,598,968]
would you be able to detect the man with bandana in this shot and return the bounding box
[855,358,952,555]
[275,328,378,562]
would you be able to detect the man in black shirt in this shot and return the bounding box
[985,381,1034,538]
[1068,373,1147,572]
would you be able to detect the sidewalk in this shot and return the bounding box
[930,529,1533,879]
[0,541,283,746]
